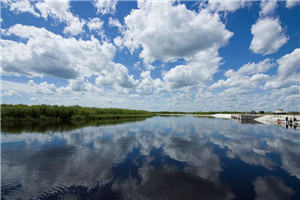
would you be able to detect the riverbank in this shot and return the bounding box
[155,113,232,119]
[254,115,300,126]
[1,104,155,122]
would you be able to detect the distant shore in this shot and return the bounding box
[156,113,232,119]
[156,113,300,127]
[254,114,300,126]
[2,104,299,127]
[1,104,154,122]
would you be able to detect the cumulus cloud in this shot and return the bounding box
[64,79,104,94]
[286,0,300,8]
[95,63,139,89]
[1,24,138,90]
[211,59,274,90]
[250,18,288,55]
[87,17,104,36]
[35,0,86,35]
[163,50,222,88]
[260,0,277,16]
[117,1,233,64]
[28,80,58,95]
[1,24,114,79]
[26,79,104,97]
[264,48,300,90]
[201,58,281,111]
[93,0,118,15]
[4,0,40,17]
[1,90,20,97]
[137,71,166,95]
[207,0,248,13]
[108,17,123,31]
[276,48,299,79]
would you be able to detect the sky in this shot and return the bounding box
[1,0,299,112]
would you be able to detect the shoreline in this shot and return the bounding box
[156,113,300,127]
[155,113,232,119]
[254,114,300,126]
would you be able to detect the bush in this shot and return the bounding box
[1,104,154,122]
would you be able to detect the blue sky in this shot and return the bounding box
[1,0,299,112]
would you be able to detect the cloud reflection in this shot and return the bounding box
[1,116,300,199]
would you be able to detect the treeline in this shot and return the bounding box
[1,104,154,122]
[2,118,149,134]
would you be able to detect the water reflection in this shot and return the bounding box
[2,116,300,200]
[1,117,151,134]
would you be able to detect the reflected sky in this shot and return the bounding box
[2,116,300,200]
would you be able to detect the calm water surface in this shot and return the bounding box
[2,116,300,200]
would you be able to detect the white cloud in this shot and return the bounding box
[63,17,86,36]
[264,48,300,90]
[1,24,116,79]
[95,63,139,89]
[260,0,277,16]
[25,79,105,98]
[2,0,86,37]
[87,18,103,32]
[117,1,233,64]
[208,0,248,13]
[108,17,122,29]
[28,80,57,95]
[64,79,104,94]
[6,0,40,17]
[129,94,141,98]
[163,50,222,88]
[35,0,86,35]
[286,0,300,8]
[1,90,20,97]
[258,49,300,110]
[2,24,139,91]
[277,48,300,78]
[87,18,105,37]
[145,64,155,71]
[1,80,29,93]
[250,18,288,55]
[137,71,167,95]
[211,59,274,89]
[93,0,118,15]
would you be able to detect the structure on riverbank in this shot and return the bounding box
[272,109,288,114]
[254,115,300,127]
[231,114,263,120]
[231,114,300,128]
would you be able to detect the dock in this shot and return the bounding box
[231,114,263,120]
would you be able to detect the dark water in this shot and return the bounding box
[1,116,300,200]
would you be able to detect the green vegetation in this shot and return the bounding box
[1,118,149,134]
[288,111,300,115]
[1,104,154,122]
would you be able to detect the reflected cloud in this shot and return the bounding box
[253,176,294,200]
[2,116,300,199]
[135,168,234,200]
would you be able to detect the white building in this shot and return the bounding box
[273,109,287,114]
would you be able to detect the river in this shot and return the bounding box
[1,116,300,199]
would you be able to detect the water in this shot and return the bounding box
[1,116,300,200]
